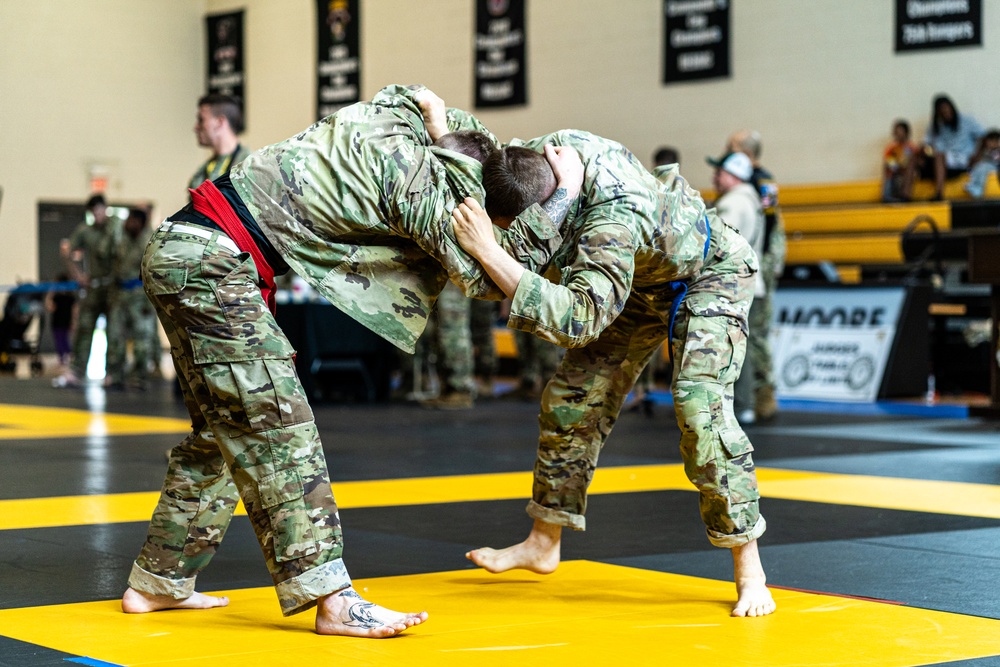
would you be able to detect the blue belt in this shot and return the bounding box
[665,215,711,365]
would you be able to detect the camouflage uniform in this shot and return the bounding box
[483,128,766,547]
[106,225,157,386]
[470,298,498,387]
[748,166,786,403]
[67,218,121,380]
[131,85,563,616]
[512,329,563,396]
[188,144,251,190]
[428,281,474,395]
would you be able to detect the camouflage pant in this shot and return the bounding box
[105,286,158,384]
[528,222,766,548]
[470,298,498,381]
[513,329,564,390]
[130,220,350,616]
[748,264,778,392]
[70,282,120,379]
[429,281,474,393]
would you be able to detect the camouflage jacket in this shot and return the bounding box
[230,85,562,353]
[188,143,251,190]
[69,219,119,280]
[502,130,720,348]
[114,227,152,284]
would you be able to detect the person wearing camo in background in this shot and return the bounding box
[54,193,122,388]
[105,208,157,390]
[123,84,583,637]
[417,92,776,618]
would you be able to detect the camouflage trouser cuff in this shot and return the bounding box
[707,514,767,548]
[526,500,586,531]
[276,557,352,617]
[128,561,196,600]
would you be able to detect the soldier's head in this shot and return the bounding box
[653,146,680,168]
[86,193,107,225]
[125,208,148,238]
[195,93,244,149]
[433,131,497,164]
[482,146,557,228]
[726,130,762,163]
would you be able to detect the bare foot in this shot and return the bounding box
[315,588,428,638]
[121,586,229,613]
[730,540,776,617]
[466,519,561,574]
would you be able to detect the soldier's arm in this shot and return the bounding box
[454,199,637,348]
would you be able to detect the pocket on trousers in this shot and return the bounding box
[190,324,312,433]
[145,268,187,296]
[258,467,318,563]
[718,427,759,505]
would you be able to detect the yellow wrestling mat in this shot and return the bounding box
[0,404,189,440]
[2,562,999,667]
[3,464,1000,531]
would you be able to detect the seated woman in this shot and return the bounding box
[922,94,985,200]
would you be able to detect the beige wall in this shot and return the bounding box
[3,0,999,287]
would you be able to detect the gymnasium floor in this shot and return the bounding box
[1,376,999,666]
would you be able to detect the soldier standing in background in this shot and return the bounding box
[105,208,156,390]
[189,93,250,189]
[54,193,121,388]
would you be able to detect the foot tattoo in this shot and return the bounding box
[338,589,382,629]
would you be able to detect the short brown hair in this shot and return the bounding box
[482,146,556,220]
[434,131,497,164]
[198,93,244,134]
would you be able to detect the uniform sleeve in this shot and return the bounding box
[388,145,562,301]
[507,218,637,349]
[368,84,433,145]
[69,224,87,251]
[444,108,502,148]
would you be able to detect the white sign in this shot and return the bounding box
[770,287,907,402]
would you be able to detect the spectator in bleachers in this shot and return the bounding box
[964,129,1000,199]
[922,94,985,200]
[882,119,919,202]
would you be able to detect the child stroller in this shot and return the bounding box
[0,286,46,375]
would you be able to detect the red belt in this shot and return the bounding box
[189,180,276,314]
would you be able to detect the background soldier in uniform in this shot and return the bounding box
[190,93,250,190]
[55,193,121,388]
[421,96,775,617]
[123,85,579,637]
[105,208,157,390]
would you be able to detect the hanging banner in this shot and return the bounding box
[317,0,361,119]
[662,0,730,84]
[206,11,245,117]
[895,0,981,52]
[475,0,527,108]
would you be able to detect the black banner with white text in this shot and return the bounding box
[896,0,981,52]
[317,0,361,119]
[662,0,730,84]
[475,0,527,108]
[206,11,245,117]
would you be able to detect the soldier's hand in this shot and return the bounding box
[452,197,497,258]
[544,145,584,198]
[415,89,448,142]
